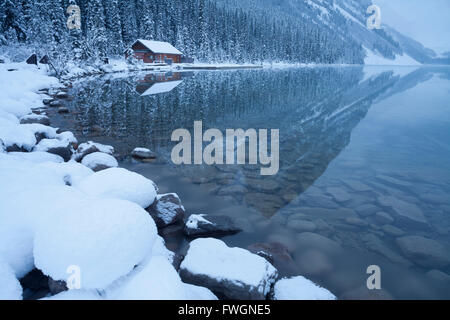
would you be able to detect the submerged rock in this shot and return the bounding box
[146,193,185,228]
[426,270,450,283]
[184,214,242,238]
[341,286,393,300]
[378,196,428,227]
[396,236,450,268]
[375,212,394,224]
[180,238,278,300]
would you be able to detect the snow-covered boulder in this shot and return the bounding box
[146,193,185,228]
[81,152,118,172]
[131,147,156,160]
[184,214,242,238]
[0,261,23,300]
[20,114,50,126]
[180,238,278,300]
[38,160,94,186]
[74,168,157,208]
[72,141,114,162]
[0,121,37,152]
[20,123,58,142]
[34,198,157,289]
[272,276,336,300]
[33,138,73,162]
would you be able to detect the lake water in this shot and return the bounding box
[55,66,450,299]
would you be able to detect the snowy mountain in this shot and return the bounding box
[0,0,440,65]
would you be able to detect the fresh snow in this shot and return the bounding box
[74,168,157,208]
[42,289,102,300]
[33,138,70,152]
[273,276,336,300]
[34,198,157,289]
[136,39,183,55]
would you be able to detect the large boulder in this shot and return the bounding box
[180,238,278,300]
[184,214,242,238]
[396,236,450,268]
[271,276,336,300]
[81,152,118,172]
[146,193,185,228]
[34,198,157,289]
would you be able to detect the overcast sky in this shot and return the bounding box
[373,0,450,54]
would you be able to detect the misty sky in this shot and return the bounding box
[373,0,450,54]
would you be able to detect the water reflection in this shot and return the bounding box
[61,66,450,299]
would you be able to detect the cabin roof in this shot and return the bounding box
[135,39,183,55]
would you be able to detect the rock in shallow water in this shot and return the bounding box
[72,141,114,162]
[378,196,428,228]
[247,242,298,276]
[20,114,50,126]
[131,147,156,160]
[396,236,450,268]
[180,238,278,300]
[184,214,242,238]
[146,193,185,228]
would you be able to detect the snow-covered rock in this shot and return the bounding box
[0,261,23,300]
[184,283,218,300]
[272,276,336,300]
[74,168,157,208]
[184,214,242,238]
[146,193,185,228]
[20,123,58,142]
[56,131,77,145]
[0,122,37,151]
[33,138,73,162]
[20,114,50,126]
[180,238,278,300]
[72,141,114,162]
[34,198,157,289]
[131,147,156,160]
[81,152,118,172]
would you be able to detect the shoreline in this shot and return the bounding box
[0,59,337,300]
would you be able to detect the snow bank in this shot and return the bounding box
[273,276,336,300]
[74,168,157,208]
[34,198,157,289]
[0,261,23,300]
[0,63,58,117]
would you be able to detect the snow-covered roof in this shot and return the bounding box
[140,80,183,96]
[136,40,183,55]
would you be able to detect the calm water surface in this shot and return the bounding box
[56,66,450,299]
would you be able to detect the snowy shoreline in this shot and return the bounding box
[0,58,336,300]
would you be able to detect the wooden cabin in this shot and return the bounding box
[127,39,182,64]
